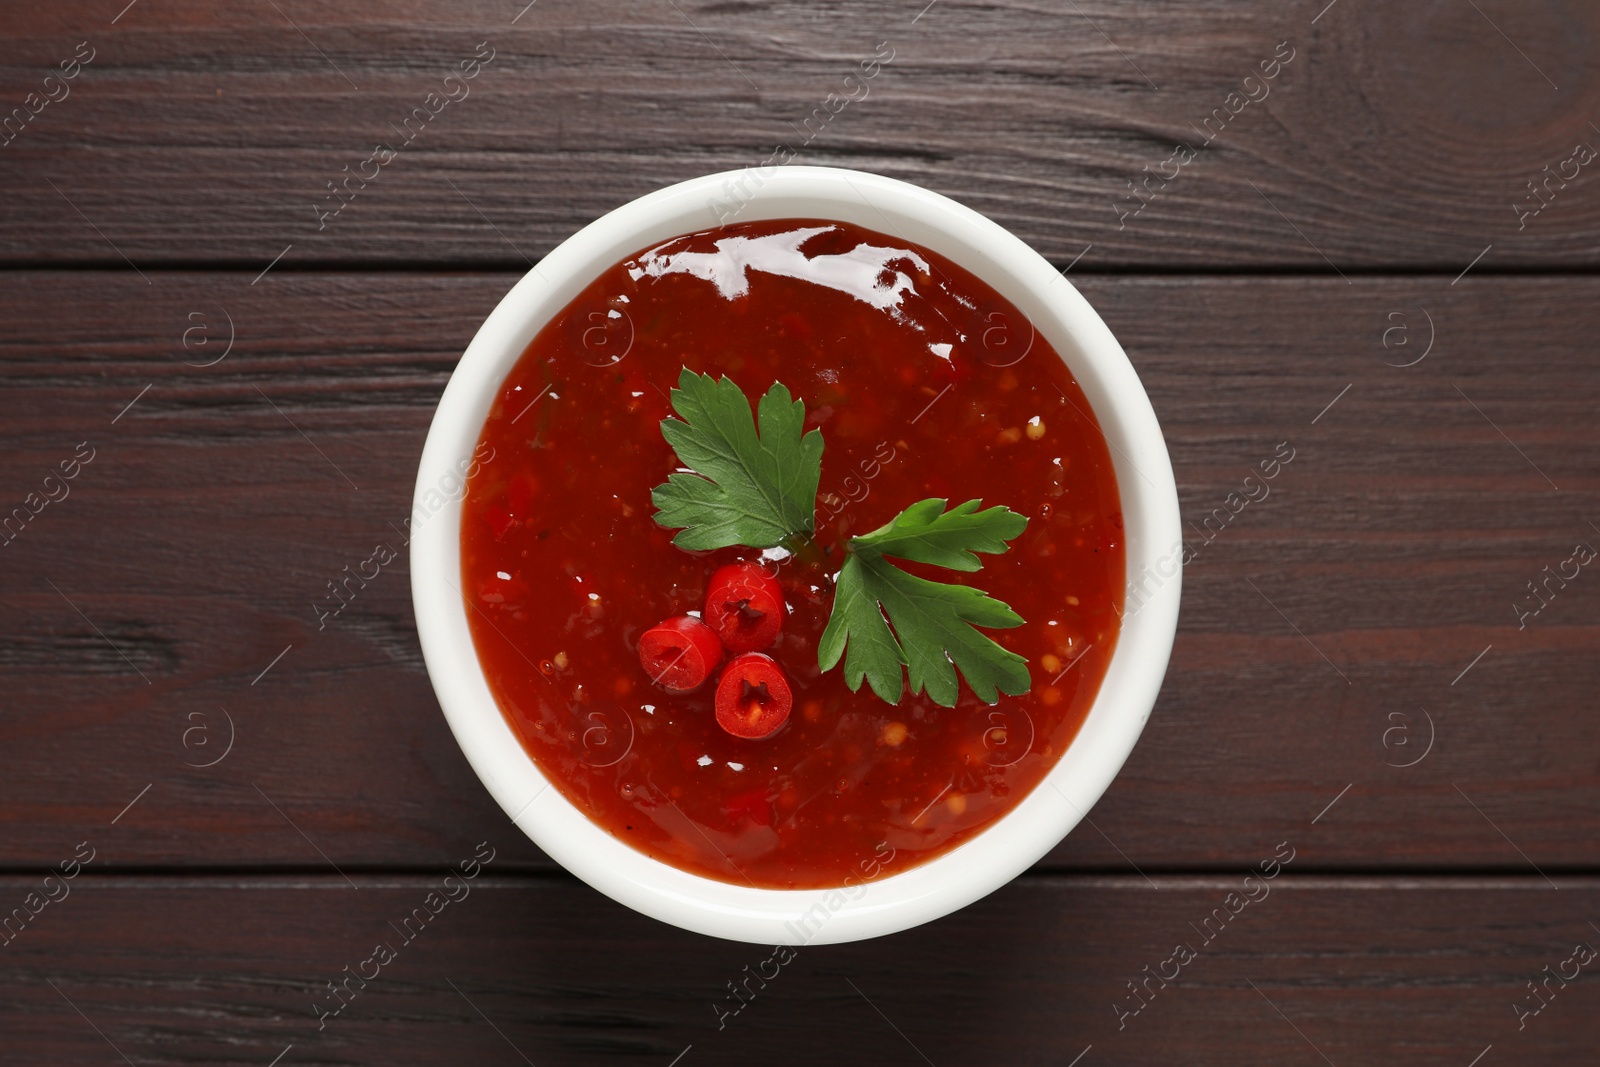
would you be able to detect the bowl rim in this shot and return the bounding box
[410,165,1181,945]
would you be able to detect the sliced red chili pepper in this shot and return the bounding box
[704,562,785,653]
[715,652,793,740]
[637,615,724,693]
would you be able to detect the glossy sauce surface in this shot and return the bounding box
[461,220,1124,889]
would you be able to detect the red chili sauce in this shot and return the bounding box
[460,219,1124,889]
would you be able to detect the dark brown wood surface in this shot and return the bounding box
[2,0,1598,1063]
[2,2,1600,269]
[3,875,1598,1066]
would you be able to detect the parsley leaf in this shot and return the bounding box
[818,499,1030,707]
[650,369,824,551]
[846,497,1027,572]
[646,371,1030,708]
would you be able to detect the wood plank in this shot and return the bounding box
[1,1,1598,268]
[0,873,1595,1064]
[0,272,1595,870]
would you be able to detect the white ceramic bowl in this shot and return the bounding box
[412,166,1181,945]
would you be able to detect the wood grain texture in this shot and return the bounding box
[1,1,1599,268]
[3,1,1595,1060]
[0,271,1594,871]
[1,874,1596,1066]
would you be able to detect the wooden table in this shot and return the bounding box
[3,2,1597,1063]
